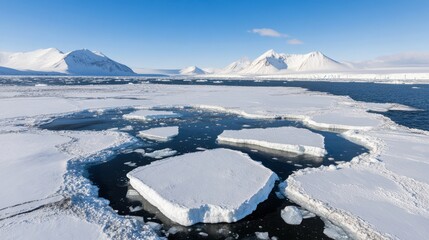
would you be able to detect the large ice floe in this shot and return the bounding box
[138,126,179,142]
[0,83,428,239]
[218,127,326,157]
[127,149,278,226]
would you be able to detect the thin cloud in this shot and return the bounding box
[250,28,288,38]
[250,28,303,45]
[287,39,304,45]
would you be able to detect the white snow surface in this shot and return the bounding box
[1,83,428,239]
[218,127,326,157]
[138,126,179,142]
[123,109,180,121]
[0,208,108,240]
[0,48,135,76]
[127,149,278,226]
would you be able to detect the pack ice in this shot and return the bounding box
[127,148,278,226]
[218,127,326,157]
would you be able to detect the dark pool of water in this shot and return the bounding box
[41,108,366,240]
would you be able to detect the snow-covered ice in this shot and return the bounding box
[0,208,108,240]
[138,126,179,142]
[123,109,180,121]
[127,149,278,226]
[144,148,177,159]
[281,206,303,225]
[218,127,326,157]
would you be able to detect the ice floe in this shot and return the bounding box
[218,127,326,157]
[123,109,180,121]
[138,126,179,142]
[143,148,177,159]
[127,149,278,226]
[281,206,303,225]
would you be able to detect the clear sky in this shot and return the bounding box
[0,0,428,68]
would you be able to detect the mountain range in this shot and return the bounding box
[1,48,428,76]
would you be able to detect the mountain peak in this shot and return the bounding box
[180,66,206,75]
[0,48,135,76]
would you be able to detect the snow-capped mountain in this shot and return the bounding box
[180,66,206,75]
[229,49,346,75]
[220,57,251,73]
[0,48,135,75]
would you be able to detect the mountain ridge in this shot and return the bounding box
[0,48,135,76]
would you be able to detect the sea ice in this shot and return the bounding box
[281,206,303,225]
[138,126,179,142]
[127,149,278,226]
[144,148,177,159]
[217,127,326,157]
[123,109,180,121]
[255,232,270,240]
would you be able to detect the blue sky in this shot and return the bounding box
[0,0,428,68]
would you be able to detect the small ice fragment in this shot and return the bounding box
[168,227,180,235]
[133,149,146,154]
[255,232,270,240]
[281,206,303,225]
[198,232,209,237]
[120,125,134,131]
[294,164,303,167]
[124,161,137,167]
[196,147,207,151]
[323,219,348,239]
[129,205,143,212]
[328,157,334,161]
[146,221,162,232]
[144,148,177,159]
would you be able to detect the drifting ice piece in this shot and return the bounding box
[123,109,180,121]
[217,127,326,157]
[127,148,278,226]
[138,126,179,142]
[281,206,303,225]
